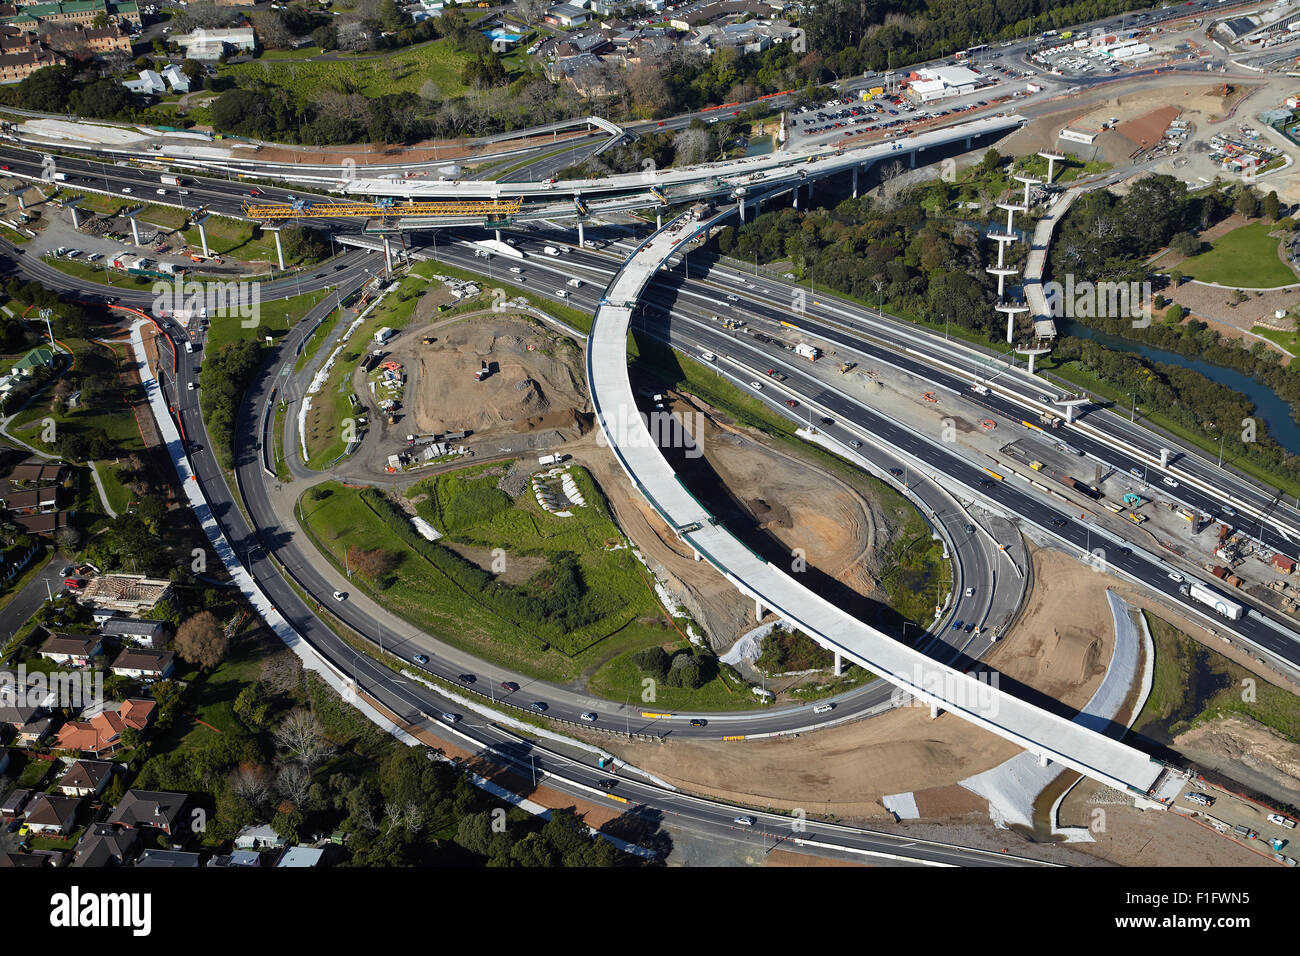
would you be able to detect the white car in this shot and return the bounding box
[186,381,195,390]
[156,189,166,195]
[733,815,755,827]
[964,586,975,597]
[332,590,346,602]
[121,187,132,193]
[555,290,568,297]
[750,381,763,390]
[1167,571,1184,584]
[1162,476,1179,488]
[580,712,597,722]
[812,703,835,714]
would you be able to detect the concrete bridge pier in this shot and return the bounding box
[737,197,746,221]
[656,210,662,230]
[126,210,141,246]
[833,649,843,676]
[793,186,800,210]
[966,136,973,150]
[577,220,585,248]
[852,165,858,199]
[267,227,285,272]
[754,597,765,620]
[692,549,701,562]
[67,201,81,230]
[193,213,211,258]
[382,234,393,274]
[930,702,941,719]
[1039,752,1051,768]
[494,228,502,243]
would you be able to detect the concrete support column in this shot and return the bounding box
[577,220,584,248]
[1006,311,1015,344]
[1160,448,1170,468]
[793,186,800,210]
[382,235,393,274]
[15,191,25,212]
[930,702,940,719]
[271,229,285,272]
[1027,351,1037,375]
[966,136,972,150]
[807,179,814,200]
[692,549,700,562]
[1065,403,1077,423]
[129,216,140,246]
[1038,752,1050,768]
[494,228,501,243]
[737,198,745,221]
[754,198,761,217]
[852,165,859,199]
[197,222,210,258]
[69,206,80,229]
[909,150,916,169]
[833,649,842,676]
[656,211,662,230]
[754,597,764,620]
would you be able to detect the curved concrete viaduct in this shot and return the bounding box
[587,205,1167,798]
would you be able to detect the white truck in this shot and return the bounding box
[543,246,560,256]
[538,453,568,466]
[51,172,68,181]
[566,278,582,288]
[971,383,989,396]
[1185,582,1245,621]
[794,343,821,361]
[160,174,182,187]
[699,350,716,363]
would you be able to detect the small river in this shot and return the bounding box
[1066,322,1300,457]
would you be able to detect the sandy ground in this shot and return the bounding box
[1057,787,1269,866]
[981,547,1115,712]
[1174,715,1300,806]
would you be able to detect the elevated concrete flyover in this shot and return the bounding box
[326,114,1028,223]
[586,204,1166,799]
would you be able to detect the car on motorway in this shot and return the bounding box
[965,586,976,597]
[555,290,569,297]
[530,701,548,713]
[849,439,862,448]
[332,590,346,601]
[1162,476,1179,488]
[784,399,799,408]
[1167,572,1184,583]
[689,718,707,727]
[598,778,618,790]
[187,381,195,390]
[813,703,835,714]
[1222,506,1236,518]
[888,467,903,477]
[820,416,834,425]
[951,619,963,630]
[458,673,475,684]
[121,187,132,193]
[733,816,756,827]
[963,524,975,534]
[499,680,518,693]
[580,712,598,722]
[1051,517,1067,528]
[248,188,263,196]
[59,565,73,577]
[412,654,429,665]
[750,381,763,390]
[1128,468,1144,480]
[965,622,975,632]
[441,712,461,724]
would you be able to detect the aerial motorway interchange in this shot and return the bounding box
[4,0,1300,894]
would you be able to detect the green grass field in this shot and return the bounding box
[297,468,724,694]
[1136,611,1300,746]
[1178,220,1296,289]
[1251,324,1300,357]
[225,38,473,102]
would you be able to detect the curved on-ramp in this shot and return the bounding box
[587,206,1166,798]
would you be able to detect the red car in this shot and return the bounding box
[0,165,9,171]
[785,399,799,408]
[63,577,83,588]
[657,121,666,126]
[248,187,263,196]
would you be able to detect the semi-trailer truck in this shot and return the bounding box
[1184,582,1244,620]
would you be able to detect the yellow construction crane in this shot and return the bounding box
[241,197,523,220]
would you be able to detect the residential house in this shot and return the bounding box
[135,848,200,866]
[16,717,52,746]
[57,758,114,797]
[43,23,133,56]
[24,792,80,835]
[545,3,590,28]
[100,616,165,649]
[12,347,53,377]
[122,67,164,94]
[107,788,187,836]
[0,699,40,736]
[76,574,172,617]
[1,485,59,513]
[53,698,154,756]
[38,633,103,667]
[0,850,52,866]
[206,848,263,866]
[71,822,138,867]
[0,0,141,32]
[234,822,285,850]
[110,648,174,680]
[550,53,612,96]
[173,26,256,60]
[276,845,325,867]
[160,62,188,92]
[0,30,62,81]
[12,511,70,536]
[8,460,67,485]
[1,787,31,818]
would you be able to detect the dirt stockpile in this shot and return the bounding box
[396,316,588,437]
[1175,715,1300,805]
